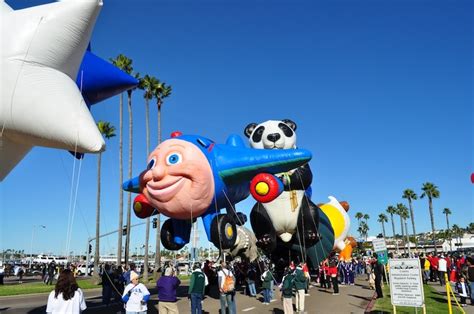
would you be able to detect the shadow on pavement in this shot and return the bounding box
[348,293,372,301]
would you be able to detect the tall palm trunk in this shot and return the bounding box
[400,216,406,254]
[117,93,124,265]
[143,97,150,282]
[445,214,452,251]
[125,90,133,267]
[381,222,386,238]
[94,152,102,280]
[407,199,417,249]
[390,214,399,253]
[154,102,162,280]
[404,218,411,256]
[428,198,437,254]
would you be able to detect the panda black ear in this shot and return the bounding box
[282,119,297,131]
[244,123,257,138]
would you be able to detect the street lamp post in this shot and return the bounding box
[29,225,46,268]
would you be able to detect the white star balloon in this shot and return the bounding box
[0,0,105,181]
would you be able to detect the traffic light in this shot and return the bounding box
[122,225,127,236]
[152,218,157,229]
[88,244,92,254]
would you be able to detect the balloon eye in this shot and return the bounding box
[166,153,182,166]
[147,157,156,170]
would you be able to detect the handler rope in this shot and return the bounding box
[65,71,86,258]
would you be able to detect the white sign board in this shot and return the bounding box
[372,238,387,252]
[389,258,424,307]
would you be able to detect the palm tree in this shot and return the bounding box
[442,208,452,251]
[420,182,440,254]
[110,54,133,265]
[153,79,172,279]
[358,221,369,241]
[468,223,474,233]
[94,121,116,280]
[363,213,370,224]
[397,203,410,255]
[355,212,363,227]
[377,213,388,238]
[355,212,364,238]
[402,189,418,248]
[386,205,399,254]
[451,224,462,247]
[119,55,138,268]
[139,74,159,282]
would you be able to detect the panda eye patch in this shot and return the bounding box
[252,126,265,142]
[279,123,293,137]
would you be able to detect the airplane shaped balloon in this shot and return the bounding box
[123,132,312,251]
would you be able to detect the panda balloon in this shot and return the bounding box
[244,119,322,260]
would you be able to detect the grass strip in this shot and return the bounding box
[0,279,100,297]
[371,284,464,314]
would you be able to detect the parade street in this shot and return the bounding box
[0,277,374,313]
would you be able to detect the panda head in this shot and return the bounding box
[244,119,297,149]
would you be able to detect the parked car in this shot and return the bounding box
[76,264,93,276]
[175,261,191,276]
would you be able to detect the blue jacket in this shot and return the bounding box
[156,276,181,302]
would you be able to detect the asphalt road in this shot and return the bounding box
[0,277,374,313]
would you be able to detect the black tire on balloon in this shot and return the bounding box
[160,219,185,251]
[210,214,237,249]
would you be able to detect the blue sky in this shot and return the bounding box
[2,0,472,257]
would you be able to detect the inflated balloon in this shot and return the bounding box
[123,132,312,251]
[0,0,104,180]
[245,119,325,265]
[77,49,138,106]
[225,226,258,262]
[319,196,351,251]
[339,236,357,261]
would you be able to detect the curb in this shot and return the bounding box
[364,292,378,313]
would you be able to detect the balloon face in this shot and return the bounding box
[141,139,215,219]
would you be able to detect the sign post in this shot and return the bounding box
[388,258,425,314]
[372,238,389,284]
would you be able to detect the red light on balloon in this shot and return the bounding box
[171,131,182,138]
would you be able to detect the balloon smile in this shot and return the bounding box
[147,177,185,201]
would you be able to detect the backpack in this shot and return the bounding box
[222,269,235,293]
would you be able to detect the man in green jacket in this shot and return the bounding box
[293,262,307,314]
[188,263,208,314]
[281,267,295,314]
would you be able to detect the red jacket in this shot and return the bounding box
[328,266,338,276]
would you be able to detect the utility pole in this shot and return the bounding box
[85,221,146,276]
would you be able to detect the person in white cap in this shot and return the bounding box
[122,271,150,314]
